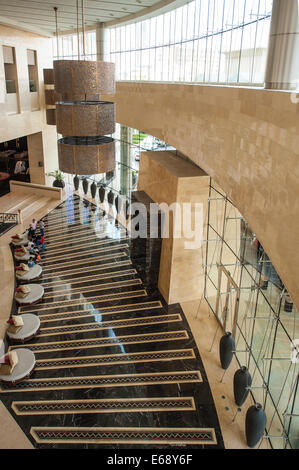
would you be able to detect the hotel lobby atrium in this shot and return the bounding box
[0,0,298,453]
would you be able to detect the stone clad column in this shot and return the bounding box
[96,22,110,62]
[265,0,299,90]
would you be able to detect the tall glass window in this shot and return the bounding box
[205,179,299,449]
[52,30,97,60]
[109,0,273,86]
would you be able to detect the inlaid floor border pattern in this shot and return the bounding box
[44,206,98,222]
[30,427,217,445]
[0,370,202,393]
[44,219,96,233]
[37,301,164,323]
[34,348,196,370]
[44,215,96,229]
[44,233,128,251]
[41,244,129,266]
[39,301,163,324]
[42,278,142,300]
[45,232,127,249]
[44,208,85,219]
[38,314,182,338]
[36,300,163,320]
[41,252,129,273]
[45,225,126,242]
[44,207,93,221]
[42,269,138,289]
[44,209,107,226]
[12,397,196,415]
[41,238,130,257]
[44,227,117,242]
[1,195,224,449]
[44,217,125,233]
[18,289,148,313]
[40,260,133,280]
[8,330,190,353]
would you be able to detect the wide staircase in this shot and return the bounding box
[0,192,57,237]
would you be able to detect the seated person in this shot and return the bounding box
[36,235,46,252]
[28,240,35,250]
[29,247,40,262]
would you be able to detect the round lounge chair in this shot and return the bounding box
[6,314,40,343]
[16,264,42,283]
[0,348,36,385]
[14,284,44,306]
[11,233,29,247]
[14,250,31,262]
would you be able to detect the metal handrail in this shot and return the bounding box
[0,212,19,224]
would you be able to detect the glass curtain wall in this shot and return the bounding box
[109,0,273,85]
[51,1,273,85]
[205,178,299,449]
[52,30,97,60]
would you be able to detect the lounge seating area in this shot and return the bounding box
[14,284,44,305]
[16,264,42,282]
[6,314,40,343]
[0,223,45,388]
[11,233,29,247]
[0,349,35,385]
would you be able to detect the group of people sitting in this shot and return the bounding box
[12,218,46,264]
[27,218,46,261]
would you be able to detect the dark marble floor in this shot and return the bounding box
[1,195,224,449]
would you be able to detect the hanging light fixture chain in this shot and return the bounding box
[54,7,59,59]
[81,0,86,57]
[76,0,80,60]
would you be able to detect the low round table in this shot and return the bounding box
[0,348,36,385]
[14,284,44,305]
[14,251,30,261]
[11,233,29,247]
[16,264,42,282]
[6,314,40,343]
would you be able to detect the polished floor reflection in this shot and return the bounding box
[1,195,224,449]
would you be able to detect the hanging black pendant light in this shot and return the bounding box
[90,181,97,199]
[125,200,130,220]
[73,174,79,191]
[82,178,89,195]
[245,403,267,448]
[233,366,252,406]
[115,195,122,214]
[219,332,235,369]
[98,185,105,203]
[107,190,114,206]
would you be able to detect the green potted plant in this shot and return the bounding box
[47,170,65,189]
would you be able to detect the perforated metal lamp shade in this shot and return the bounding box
[58,137,115,175]
[53,60,115,101]
[56,101,115,137]
[53,59,116,176]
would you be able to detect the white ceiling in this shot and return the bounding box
[0,0,175,37]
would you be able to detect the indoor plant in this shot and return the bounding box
[47,170,65,188]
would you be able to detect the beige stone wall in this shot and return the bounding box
[106,81,299,309]
[0,25,58,183]
[138,150,210,304]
